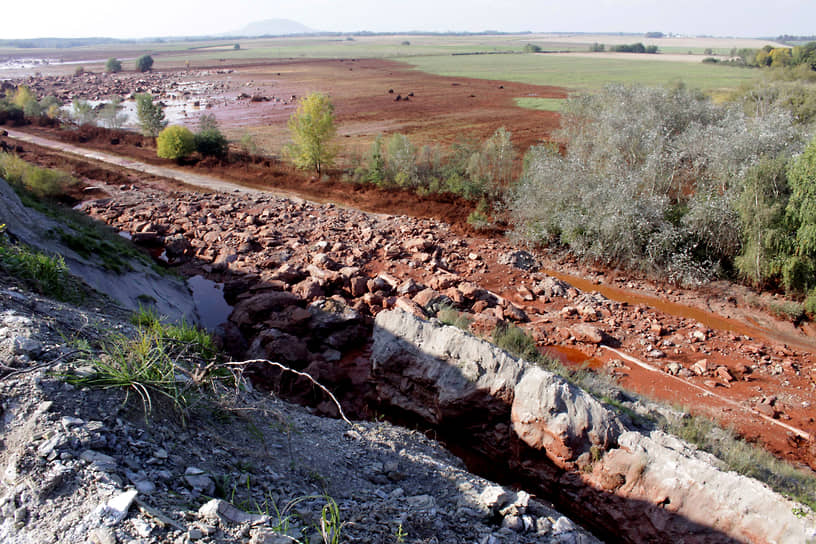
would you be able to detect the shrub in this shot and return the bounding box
[136,54,154,72]
[508,84,806,285]
[98,97,128,129]
[194,114,228,158]
[72,98,97,126]
[105,57,122,73]
[156,125,195,160]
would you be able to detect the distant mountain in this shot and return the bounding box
[227,19,315,37]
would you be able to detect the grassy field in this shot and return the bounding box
[401,53,761,92]
[514,97,565,111]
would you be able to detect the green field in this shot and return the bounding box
[400,53,761,92]
[514,97,565,111]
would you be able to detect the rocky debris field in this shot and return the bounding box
[79,181,816,469]
[0,277,598,544]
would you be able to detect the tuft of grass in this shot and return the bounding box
[665,413,816,510]
[0,223,82,301]
[436,304,472,330]
[492,322,543,363]
[63,313,224,422]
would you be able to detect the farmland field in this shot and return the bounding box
[401,52,762,92]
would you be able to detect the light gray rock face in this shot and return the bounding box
[0,178,198,322]
[511,366,624,464]
[372,308,524,424]
[598,430,816,544]
[372,309,816,544]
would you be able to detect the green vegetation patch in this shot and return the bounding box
[64,307,225,423]
[514,97,565,111]
[404,54,762,92]
[0,224,82,302]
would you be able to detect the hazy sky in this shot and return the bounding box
[3,0,814,40]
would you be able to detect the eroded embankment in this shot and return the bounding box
[370,309,816,543]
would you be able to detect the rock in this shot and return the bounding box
[715,366,734,382]
[511,366,625,465]
[532,276,571,298]
[692,359,709,375]
[292,278,324,300]
[372,309,525,424]
[80,450,118,471]
[498,250,540,271]
[395,297,427,318]
[184,467,215,495]
[89,527,118,544]
[246,328,309,364]
[230,291,301,328]
[397,278,423,296]
[479,485,514,513]
[570,324,605,344]
[99,489,138,526]
[199,498,268,525]
[502,304,528,323]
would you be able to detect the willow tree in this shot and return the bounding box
[286,93,337,175]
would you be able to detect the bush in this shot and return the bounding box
[156,125,195,160]
[136,54,154,72]
[71,98,96,126]
[195,129,228,158]
[105,57,122,73]
[508,84,806,285]
[194,114,228,158]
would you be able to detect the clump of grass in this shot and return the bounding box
[436,304,472,330]
[64,310,225,422]
[0,223,82,301]
[665,413,816,510]
[492,322,545,364]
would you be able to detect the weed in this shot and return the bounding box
[62,315,225,423]
[395,523,408,543]
[492,323,543,363]
[436,304,472,330]
[0,224,82,301]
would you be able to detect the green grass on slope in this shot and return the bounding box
[402,53,761,92]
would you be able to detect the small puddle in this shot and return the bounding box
[118,231,132,240]
[544,345,602,370]
[187,275,232,331]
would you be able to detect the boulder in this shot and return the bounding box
[230,291,301,328]
[511,366,625,465]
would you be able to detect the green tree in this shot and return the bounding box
[156,125,195,161]
[72,98,96,126]
[734,157,790,287]
[98,97,127,129]
[105,58,122,73]
[466,127,517,200]
[135,93,166,137]
[136,55,154,72]
[286,92,337,174]
[784,135,816,291]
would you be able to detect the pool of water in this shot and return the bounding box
[187,275,232,331]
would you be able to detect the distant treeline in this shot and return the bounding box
[589,42,658,54]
